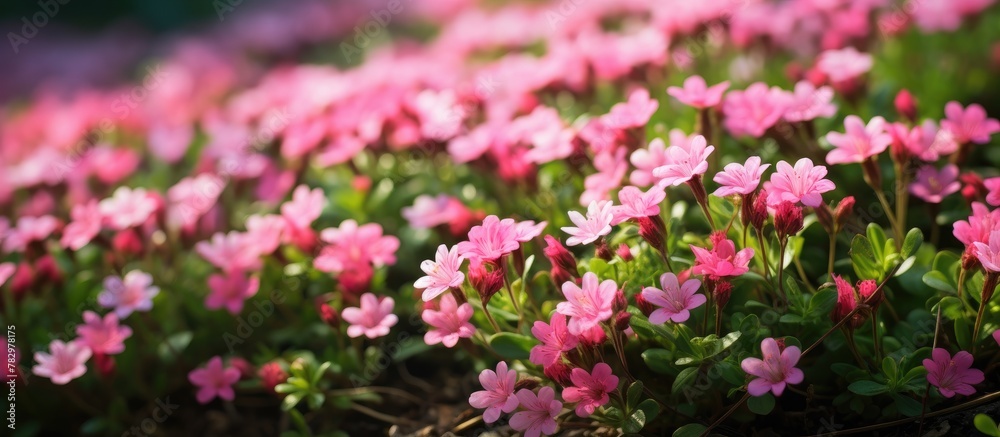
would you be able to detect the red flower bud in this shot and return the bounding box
[318,302,340,328]
[616,244,634,262]
[857,279,881,309]
[258,361,288,395]
[595,239,613,261]
[578,325,607,348]
[613,290,627,313]
[469,260,505,303]
[743,189,769,232]
[775,201,804,240]
[834,197,855,232]
[960,172,986,206]
[229,357,255,380]
[544,362,573,387]
[543,236,579,280]
[635,292,654,317]
[638,215,667,256]
[614,312,632,331]
[832,275,866,329]
[894,89,917,123]
[112,228,144,256]
[714,281,732,310]
[34,254,63,285]
[94,353,115,379]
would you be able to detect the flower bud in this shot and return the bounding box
[229,357,255,380]
[579,325,607,348]
[962,245,982,272]
[856,279,881,309]
[469,260,504,303]
[960,172,986,206]
[832,275,865,329]
[637,215,667,256]
[544,362,573,387]
[318,301,340,328]
[259,361,288,395]
[514,378,540,392]
[614,312,632,331]
[709,230,728,249]
[774,201,804,240]
[543,236,579,280]
[34,254,63,285]
[94,353,116,379]
[635,292,654,317]
[613,290,627,313]
[714,281,732,310]
[744,189,769,231]
[894,89,917,123]
[834,197,855,232]
[616,244,634,262]
[11,262,34,298]
[112,228,144,256]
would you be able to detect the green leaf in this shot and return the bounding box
[747,393,775,415]
[922,271,956,292]
[716,361,746,386]
[642,349,674,374]
[282,393,304,411]
[306,392,325,410]
[623,409,647,433]
[955,317,972,350]
[673,423,707,437]
[312,362,331,385]
[851,235,880,280]
[158,331,193,362]
[974,414,1000,437]
[488,333,538,360]
[867,224,888,261]
[626,381,644,410]
[901,228,924,259]
[808,289,838,317]
[780,314,803,324]
[881,357,898,382]
[848,380,889,396]
[274,383,299,394]
[892,394,923,417]
[672,367,699,395]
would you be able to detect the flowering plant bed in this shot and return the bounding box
[4,0,1000,436]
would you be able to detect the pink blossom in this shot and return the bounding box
[562,362,619,417]
[816,47,873,83]
[910,164,961,204]
[972,230,1000,272]
[3,215,60,253]
[581,148,627,206]
[61,200,102,250]
[712,156,770,197]
[412,89,466,141]
[316,134,367,167]
[32,340,91,385]
[942,101,1000,145]
[629,137,668,187]
[954,203,1000,246]
[606,88,659,129]
[612,185,665,225]
[402,194,469,230]
[206,271,260,315]
[245,214,286,255]
[923,348,985,398]
[986,178,1000,206]
[723,83,789,138]
[316,220,400,272]
[556,272,617,335]
[667,75,730,109]
[529,313,579,367]
[99,187,158,230]
[188,356,241,404]
[509,387,561,437]
[422,293,475,348]
[888,120,959,162]
[415,244,466,301]
[641,273,706,324]
[98,270,160,319]
[783,81,837,122]
[741,338,804,397]
[86,146,140,184]
[765,158,836,207]
[562,200,614,246]
[167,174,225,230]
[514,107,574,164]
[825,116,892,165]
[691,238,754,279]
[75,311,132,355]
[652,134,714,187]
[469,361,519,423]
[281,185,326,231]
[455,215,519,262]
[196,232,263,273]
[342,293,397,339]
[513,220,548,242]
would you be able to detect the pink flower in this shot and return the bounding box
[32,340,91,385]
[910,164,961,204]
[652,134,714,187]
[641,273,705,324]
[167,174,224,230]
[783,81,837,122]
[889,120,959,162]
[972,230,1000,272]
[455,215,519,262]
[667,75,730,109]
[629,137,668,187]
[99,187,158,230]
[422,293,475,348]
[188,356,241,404]
[741,338,804,397]
[342,293,397,339]
[402,194,468,230]
[513,220,548,242]
[87,146,139,184]
[923,348,985,398]
[509,387,561,437]
[942,101,1000,145]
[986,178,1000,206]
[606,88,659,129]
[469,361,519,423]
[280,185,326,231]
[412,89,466,141]
[712,156,770,197]
[612,185,665,225]
[691,238,754,279]
[316,220,400,272]
[196,232,263,274]
[98,270,160,319]
[825,116,892,165]
[415,244,466,301]
[816,47,873,83]
[723,83,789,138]
[245,214,286,255]
[765,158,836,207]
[562,362,619,417]
[581,148,627,206]
[75,311,132,355]
[954,203,1000,246]
[61,200,102,250]
[529,313,579,367]
[562,201,614,246]
[3,215,60,253]
[556,272,617,335]
[206,271,260,315]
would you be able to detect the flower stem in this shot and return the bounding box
[777,238,788,305]
[755,228,771,280]
[481,302,502,333]
[972,272,999,354]
[828,230,838,278]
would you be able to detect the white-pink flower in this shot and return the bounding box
[99,187,159,230]
[32,340,91,385]
[642,273,706,324]
[652,134,714,187]
[713,156,770,197]
[98,270,160,319]
[611,185,665,225]
[415,244,466,302]
[422,293,475,348]
[562,201,614,246]
[667,75,730,109]
[817,47,873,83]
[342,293,398,339]
[556,272,617,335]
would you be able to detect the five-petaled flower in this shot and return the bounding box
[469,361,519,423]
[641,272,706,324]
[923,348,985,398]
[562,362,619,417]
[741,338,804,397]
[341,293,398,339]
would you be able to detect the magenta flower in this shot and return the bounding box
[986,178,1000,206]
[562,201,614,246]
[316,220,400,272]
[342,293,397,339]
[509,387,562,437]
[456,215,519,262]
[816,47,873,83]
[415,244,466,302]
[652,135,714,187]
[953,202,1000,246]
[469,361,519,424]
[581,148,627,206]
[629,137,669,187]
[783,81,837,123]
[98,270,160,319]
[723,82,789,138]
[61,200,102,250]
[206,271,260,315]
[245,214,286,255]
[764,158,836,207]
[3,215,60,253]
[825,116,892,165]
[556,272,617,335]
[75,311,133,355]
[188,356,241,404]
[741,338,804,397]
[32,340,91,385]
[606,88,659,129]
[513,220,548,242]
[529,313,580,367]
[280,185,326,231]
[691,239,754,279]
[641,273,705,324]
[909,164,961,204]
[612,185,665,225]
[941,101,1000,145]
[99,187,158,230]
[667,75,729,109]
[196,232,263,274]
[712,156,770,197]
[923,348,985,398]
[402,194,470,230]
[972,230,1000,272]
[562,362,619,417]
[167,174,224,230]
[422,293,475,348]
